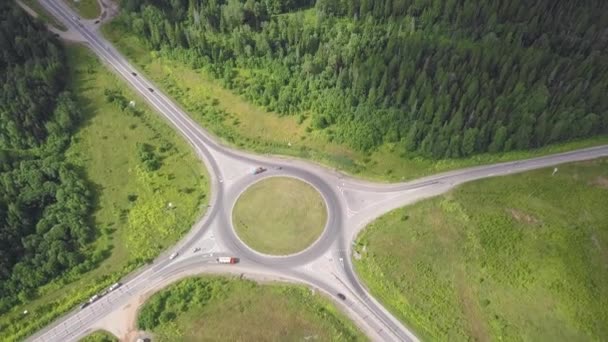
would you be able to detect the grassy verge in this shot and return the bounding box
[354,158,608,340]
[62,0,99,19]
[233,177,327,255]
[20,0,68,31]
[102,20,608,182]
[138,276,366,341]
[79,330,118,342]
[0,45,208,341]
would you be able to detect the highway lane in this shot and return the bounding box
[27,1,608,341]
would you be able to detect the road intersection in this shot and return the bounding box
[26,0,608,340]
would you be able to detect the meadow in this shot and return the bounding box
[355,158,608,340]
[138,276,366,341]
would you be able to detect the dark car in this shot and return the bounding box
[94,20,100,24]
[337,293,346,300]
[132,72,137,76]
[252,167,267,175]
[80,302,90,309]
[148,88,154,92]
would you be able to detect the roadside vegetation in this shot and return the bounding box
[101,0,608,181]
[20,0,67,31]
[233,177,327,255]
[63,0,100,19]
[0,4,208,340]
[354,159,608,340]
[79,330,118,342]
[138,276,365,341]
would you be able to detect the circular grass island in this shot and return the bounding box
[232,177,327,255]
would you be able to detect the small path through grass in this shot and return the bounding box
[233,177,327,255]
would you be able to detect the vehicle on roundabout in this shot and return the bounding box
[252,167,267,175]
[217,257,239,264]
[337,293,346,300]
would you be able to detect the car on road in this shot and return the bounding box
[148,87,154,92]
[80,302,90,309]
[336,293,346,300]
[252,167,267,175]
[193,247,201,253]
[131,72,137,76]
[108,282,121,292]
[94,20,100,24]
[88,294,100,303]
[169,252,178,260]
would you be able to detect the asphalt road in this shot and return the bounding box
[26,1,608,341]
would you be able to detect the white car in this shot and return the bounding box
[108,282,121,292]
[169,252,178,260]
[88,294,99,303]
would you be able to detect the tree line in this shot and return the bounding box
[115,0,607,158]
[0,3,92,312]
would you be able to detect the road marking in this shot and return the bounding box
[346,207,357,218]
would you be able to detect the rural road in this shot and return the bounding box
[25,0,608,341]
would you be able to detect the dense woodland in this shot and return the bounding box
[0,3,92,312]
[116,0,608,157]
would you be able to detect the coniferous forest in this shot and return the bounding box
[115,0,608,158]
[0,3,92,312]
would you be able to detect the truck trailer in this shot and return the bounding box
[217,257,239,264]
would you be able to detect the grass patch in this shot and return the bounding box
[20,0,67,31]
[138,276,365,341]
[233,177,327,255]
[102,20,608,182]
[79,330,118,342]
[354,158,608,341]
[62,0,99,19]
[0,45,208,341]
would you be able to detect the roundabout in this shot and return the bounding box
[232,177,328,256]
[218,169,343,267]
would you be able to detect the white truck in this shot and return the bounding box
[217,257,239,264]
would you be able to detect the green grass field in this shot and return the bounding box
[63,0,100,19]
[233,177,327,255]
[21,0,67,31]
[137,276,366,341]
[0,45,208,341]
[101,20,608,182]
[354,158,608,341]
[79,330,118,342]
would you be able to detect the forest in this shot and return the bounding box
[0,3,92,312]
[114,0,608,158]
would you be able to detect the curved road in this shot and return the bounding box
[27,1,608,341]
